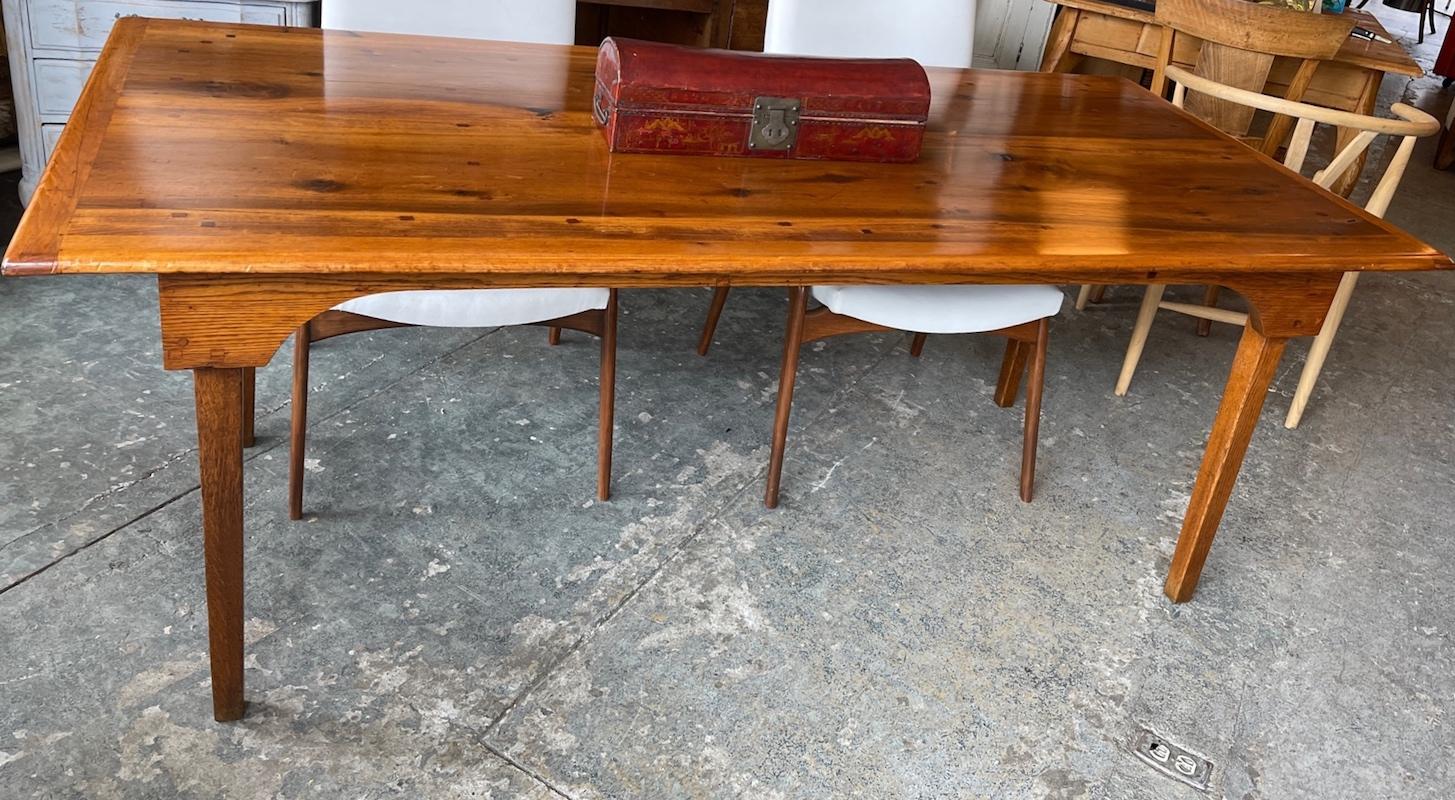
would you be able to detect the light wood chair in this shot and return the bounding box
[692,0,1062,507]
[284,0,618,519]
[1075,0,1356,313]
[1114,64,1439,427]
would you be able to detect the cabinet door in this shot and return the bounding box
[974,0,1056,71]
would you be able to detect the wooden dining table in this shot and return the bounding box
[4,18,1449,722]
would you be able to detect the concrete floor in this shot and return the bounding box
[2,8,1453,799]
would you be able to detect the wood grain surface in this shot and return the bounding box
[5,18,1446,284]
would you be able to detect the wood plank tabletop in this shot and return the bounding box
[4,18,1447,281]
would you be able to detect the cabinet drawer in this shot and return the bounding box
[33,58,95,121]
[241,5,287,25]
[26,0,286,53]
[41,123,65,162]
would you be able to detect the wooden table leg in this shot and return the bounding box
[1164,323,1287,602]
[194,367,247,721]
[1040,8,1082,73]
[1328,70,1381,198]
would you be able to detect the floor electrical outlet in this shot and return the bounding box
[1132,729,1214,792]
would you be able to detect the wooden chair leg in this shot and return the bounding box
[909,332,927,357]
[288,323,310,521]
[1088,286,1107,304]
[548,326,562,346]
[597,291,618,501]
[994,339,1029,407]
[1075,284,1094,311]
[697,286,731,356]
[1285,271,1358,429]
[1196,286,1221,337]
[241,367,256,448]
[765,287,809,509]
[1019,319,1050,503]
[1115,284,1166,397]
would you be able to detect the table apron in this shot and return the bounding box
[157,270,1345,369]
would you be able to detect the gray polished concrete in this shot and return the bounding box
[2,8,1453,798]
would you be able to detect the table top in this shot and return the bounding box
[4,18,1446,282]
[1050,0,1423,77]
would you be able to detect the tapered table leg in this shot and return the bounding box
[193,367,247,721]
[1164,324,1286,602]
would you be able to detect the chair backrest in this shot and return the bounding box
[1165,64,1439,219]
[763,0,974,68]
[1155,0,1354,143]
[322,0,576,45]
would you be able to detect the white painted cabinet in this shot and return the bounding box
[974,0,1056,71]
[1,0,318,203]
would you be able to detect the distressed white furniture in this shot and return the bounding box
[0,0,317,203]
[974,0,1055,70]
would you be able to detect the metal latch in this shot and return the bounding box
[748,96,801,151]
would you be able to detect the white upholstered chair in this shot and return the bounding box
[1115,65,1440,428]
[694,0,1063,507]
[696,0,976,357]
[283,0,617,519]
[761,0,974,65]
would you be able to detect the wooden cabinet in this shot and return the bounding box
[1,0,318,203]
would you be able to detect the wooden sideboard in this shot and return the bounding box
[1,0,318,203]
[1039,0,1422,195]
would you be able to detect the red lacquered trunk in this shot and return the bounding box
[593,37,931,163]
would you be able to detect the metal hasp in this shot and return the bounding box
[748,96,801,151]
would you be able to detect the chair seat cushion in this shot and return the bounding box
[334,288,611,327]
[811,284,1064,334]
